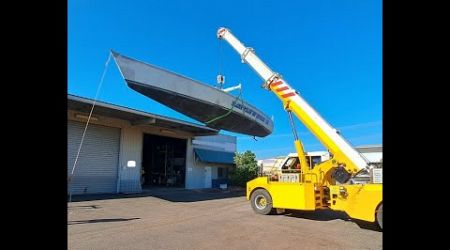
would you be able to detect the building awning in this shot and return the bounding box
[194,148,235,165]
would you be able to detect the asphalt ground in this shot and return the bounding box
[68,188,382,249]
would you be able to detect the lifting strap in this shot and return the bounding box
[204,88,243,125]
[68,52,112,202]
[206,38,244,125]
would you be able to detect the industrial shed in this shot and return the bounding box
[354,145,383,166]
[68,94,236,195]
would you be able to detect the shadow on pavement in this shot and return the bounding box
[352,219,383,232]
[68,205,101,209]
[68,187,245,203]
[68,217,140,225]
[283,209,382,232]
[284,209,351,221]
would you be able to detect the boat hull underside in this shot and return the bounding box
[127,81,271,137]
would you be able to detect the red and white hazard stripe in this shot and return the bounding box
[270,80,296,99]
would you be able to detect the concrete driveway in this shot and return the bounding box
[68,188,382,250]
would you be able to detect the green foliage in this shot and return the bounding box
[229,150,258,187]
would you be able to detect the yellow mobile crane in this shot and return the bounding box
[217,28,383,229]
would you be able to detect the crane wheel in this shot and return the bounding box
[250,189,274,215]
[376,203,383,230]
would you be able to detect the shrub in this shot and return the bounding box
[229,150,258,187]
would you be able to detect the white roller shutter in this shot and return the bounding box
[68,120,121,195]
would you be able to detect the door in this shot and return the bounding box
[204,167,212,188]
[68,120,121,195]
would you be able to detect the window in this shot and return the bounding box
[282,157,300,172]
[218,167,228,178]
[311,156,321,167]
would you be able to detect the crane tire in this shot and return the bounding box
[250,189,274,215]
[376,203,383,230]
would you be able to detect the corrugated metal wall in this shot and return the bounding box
[118,127,142,193]
[68,120,120,195]
[192,135,236,152]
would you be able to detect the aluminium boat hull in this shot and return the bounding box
[112,51,273,137]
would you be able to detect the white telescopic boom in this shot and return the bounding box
[217,27,368,173]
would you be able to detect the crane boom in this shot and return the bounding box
[217,27,368,175]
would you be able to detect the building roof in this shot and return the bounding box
[354,145,382,153]
[68,94,219,136]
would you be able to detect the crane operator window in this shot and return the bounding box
[282,157,301,173]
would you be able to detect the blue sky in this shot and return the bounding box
[68,0,382,159]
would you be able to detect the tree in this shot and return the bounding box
[229,150,258,187]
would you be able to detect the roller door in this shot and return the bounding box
[68,120,120,195]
